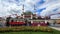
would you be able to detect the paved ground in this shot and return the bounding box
[50,26,60,31]
[50,24,60,27]
[49,24,60,31]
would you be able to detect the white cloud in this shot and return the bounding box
[0,0,41,17]
[2,0,60,19]
[40,0,60,19]
[51,14,60,19]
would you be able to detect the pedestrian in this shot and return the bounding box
[47,22,50,26]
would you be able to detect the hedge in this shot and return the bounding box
[0,26,53,32]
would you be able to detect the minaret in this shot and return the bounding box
[22,4,24,19]
[34,5,37,19]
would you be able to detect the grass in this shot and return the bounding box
[0,29,60,34]
[0,32,52,34]
[0,26,60,34]
[0,30,60,34]
[52,29,60,34]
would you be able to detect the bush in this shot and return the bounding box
[0,26,53,32]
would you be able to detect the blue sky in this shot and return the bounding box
[0,0,45,17]
[0,0,60,19]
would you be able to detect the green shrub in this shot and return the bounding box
[0,26,53,32]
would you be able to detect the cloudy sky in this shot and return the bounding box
[0,0,60,18]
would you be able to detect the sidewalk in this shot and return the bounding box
[49,24,60,31]
[50,26,60,31]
